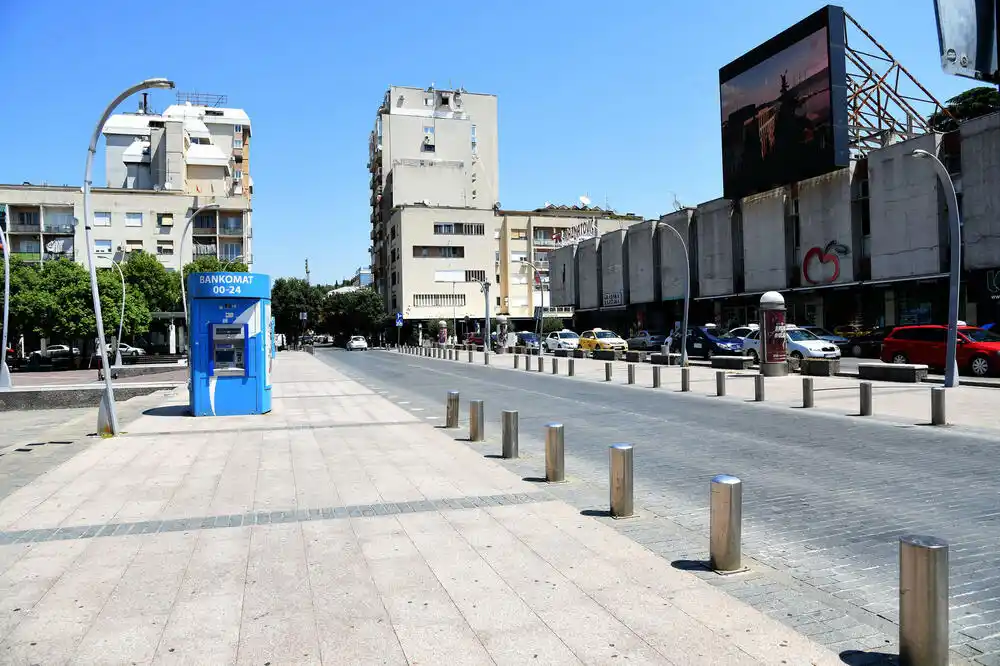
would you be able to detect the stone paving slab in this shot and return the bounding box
[0,352,842,665]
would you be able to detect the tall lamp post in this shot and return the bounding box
[99,256,127,369]
[912,148,961,387]
[1,217,12,390]
[84,78,174,436]
[475,279,490,351]
[519,258,548,340]
[660,221,691,367]
[178,203,221,329]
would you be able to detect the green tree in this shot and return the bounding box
[929,86,1000,132]
[272,277,321,339]
[122,251,181,313]
[320,288,386,338]
[96,268,151,341]
[182,255,249,278]
[541,318,566,335]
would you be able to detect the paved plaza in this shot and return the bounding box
[0,352,843,664]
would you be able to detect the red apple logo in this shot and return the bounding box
[803,241,850,285]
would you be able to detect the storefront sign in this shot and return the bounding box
[802,241,850,285]
[555,219,599,247]
[602,291,624,307]
[988,269,1000,300]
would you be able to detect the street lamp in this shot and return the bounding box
[99,256,127,369]
[519,258,548,340]
[660,221,691,367]
[221,254,244,271]
[474,279,490,351]
[0,219,11,390]
[179,203,221,329]
[912,148,961,387]
[83,78,174,436]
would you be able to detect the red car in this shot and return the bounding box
[880,325,1000,377]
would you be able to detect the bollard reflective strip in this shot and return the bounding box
[609,444,634,518]
[931,387,946,426]
[501,410,519,459]
[710,474,743,572]
[899,535,949,666]
[545,423,565,482]
[754,375,765,402]
[802,377,814,408]
[716,371,726,397]
[469,400,485,442]
[446,391,460,428]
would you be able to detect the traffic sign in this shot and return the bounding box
[395,312,403,327]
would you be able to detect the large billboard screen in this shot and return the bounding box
[720,5,849,200]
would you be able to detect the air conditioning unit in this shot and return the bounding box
[423,135,434,145]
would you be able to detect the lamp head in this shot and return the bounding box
[147,78,175,90]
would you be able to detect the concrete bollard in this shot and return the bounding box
[568,358,575,376]
[931,387,946,426]
[653,366,661,389]
[802,377,814,408]
[716,371,726,397]
[545,423,565,482]
[526,355,533,371]
[754,375,765,402]
[446,391,460,428]
[627,364,636,385]
[514,354,520,369]
[710,475,743,572]
[468,349,473,363]
[469,400,485,442]
[552,358,559,375]
[860,381,873,416]
[899,535,949,666]
[605,362,613,382]
[484,352,490,366]
[537,356,544,373]
[501,410,519,459]
[609,444,634,518]
[681,367,690,392]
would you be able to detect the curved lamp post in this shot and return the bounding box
[912,149,961,388]
[84,78,174,436]
[221,254,244,271]
[0,220,11,390]
[519,258,548,340]
[660,222,691,367]
[100,257,127,369]
[178,203,221,329]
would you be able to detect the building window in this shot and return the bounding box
[94,212,111,227]
[233,124,243,135]
[16,210,40,227]
[471,124,477,154]
[157,213,174,227]
[221,243,242,260]
[94,240,112,254]
[391,272,397,286]
[434,223,454,235]
[423,125,435,136]
[465,270,486,283]
[233,137,243,149]
[125,239,144,253]
[234,169,243,181]
[413,245,465,259]
[125,212,143,227]
[413,294,467,308]
[434,222,484,235]
[421,143,436,153]
[424,96,433,107]
[510,229,527,240]
[157,240,174,256]
[193,213,215,230]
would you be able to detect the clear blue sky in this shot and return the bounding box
[0,0,978,285]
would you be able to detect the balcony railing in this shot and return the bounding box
[219,224,243,237]
[43,223,75,234]
[43,252,74,262]
[192,225,216,235]
[193,245,217,256]
[7,223,40,233]
[532,237,556,247]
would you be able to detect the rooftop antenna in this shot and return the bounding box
[305,258,310,286]
[669,191,685,211]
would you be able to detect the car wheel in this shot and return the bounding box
[851,343,863,357]
[748,349,759,365]
[970,354,990,378]
[790,351,803,361]
[891,353,908,364]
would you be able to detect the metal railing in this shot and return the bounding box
[43,223,74,234]
[219,225,243,236]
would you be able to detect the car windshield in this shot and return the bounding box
[806,327,836,337]
[963,328,1000,343]
[787,329,820,341]
[595,331,617,339]
[519,333,538,342]
[559,332,579,339]
[351,337,364,341]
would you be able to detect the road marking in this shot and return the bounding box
[397,401,410,405]
[426,416,439,420]
[410,407,424,412]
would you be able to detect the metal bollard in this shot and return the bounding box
[605,362,613,382]
[627,363,636,385]
[501,410,519,459]
[552,358,559,375]
[545,423,565,482]
[802,377,814,408]
[653,366,661,389]
[899,535,949,666]
[568,358,575,376]
[710,475,743,572]
[469,400,485,442]
[860,381,873,416]
[681,367,690,392]
[526,355,533,371]
[484,352,490,366]
[514,354,520,369]
[468,349,473,363]
[754,374,765,401]
[538,356,544,373]
[446,391,460,428]
[609,444,634,518]
[931,387,946,426]
[716,371,726,397]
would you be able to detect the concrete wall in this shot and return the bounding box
[741,189,787,292]
[696,199,733,297]
[869,133,943,279]
[626,220,658,305]
[960,112,1000,270]
[797,169,854,285]
[105,135,133,188]
[600,229,628,308]
[659,209,693,301]
[186,165,230,197]
[577,237,601,310]
[549,244,577,307]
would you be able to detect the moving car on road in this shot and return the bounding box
[544,329,580,352]
[741,325,841,364]
[880,325,1000,377]
[578,328,628,353]
[845,326,893,358]
[346,335,369,351]
[626,330,667,351]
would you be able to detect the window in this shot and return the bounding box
[193,213,215,230]
[434,222,485,236]
[157,240,174,256]
[423,96,433,107]
[221,243,242,260]
[16,211,40,227]
[94,211,111,227]
[125,240,144,253]
[413,294,467,308]
[860,204,871,237]
[233,137,243,149]
[471,124,477,154]
[157,213,174,227]
[421,143,436,153]
[94,240,112,254]
[423,125,435,136]
[125,212,142,227]
[234,169,243,182]
[465,270,486,283]
[434,223,454,235]
[511,229,527,240]
[413,245,464,259]
[390,226,397,240]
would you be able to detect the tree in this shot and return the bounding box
[928,86,1000,132]
[122,251,181,313]
[541,318,567,335]
[272,277,321,339]
[182,256,249,278]
[96,268,151,341]
[320,288,385,339]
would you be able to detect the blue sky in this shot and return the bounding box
[0,0,978,285]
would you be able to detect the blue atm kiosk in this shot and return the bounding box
[188,272,273,416]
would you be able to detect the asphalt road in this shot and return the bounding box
[320,348,1000,664]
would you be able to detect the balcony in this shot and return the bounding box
[193,244,217,257]
[192,225,216,236]
[219,224,243,237]
[43,223,75,235]
[43,251,74,262]
[532,237,556,247]
[7,223,40,233]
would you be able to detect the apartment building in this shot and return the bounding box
[0,93,252,271]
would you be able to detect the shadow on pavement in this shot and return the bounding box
[522,476,548,483]
[580,508,611,518]
[670,559,711,572]
[839,650,898,665]
[142,405,190,417]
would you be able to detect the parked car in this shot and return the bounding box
[742,326,842,364]
[346,335,369,351]
[844,326,893,358]
[117,343,145,356]
[880,325,1000,377]
[672,326,743,359]
[544,329,580,352]
[578,328,628,353]
[725,324,759,341]
[798,326,849,346]
[516,331,540,350]
[626,330,667,351]
[33,344,80,358]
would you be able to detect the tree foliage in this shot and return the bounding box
[320,288,387,338]
[929,86,1000,132]
[541,318,567,335]
[123,251,180,313]
[271,277,322,339]
[182,255,249,278]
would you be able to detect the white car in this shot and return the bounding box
[741,325,842,364]
[726,324,759,341]
[346,336,368,351]
[117,343,145,356]
[544,330,580,352]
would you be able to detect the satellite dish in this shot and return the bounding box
[579,195,591,206]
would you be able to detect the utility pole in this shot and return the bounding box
[305,259,310,286]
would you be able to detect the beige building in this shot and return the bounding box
[0,93,253,272]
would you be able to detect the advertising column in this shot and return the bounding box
[760,291,788,376]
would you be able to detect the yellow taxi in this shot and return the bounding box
[579,328,629,353]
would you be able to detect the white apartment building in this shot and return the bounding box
[0,93,253,272]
